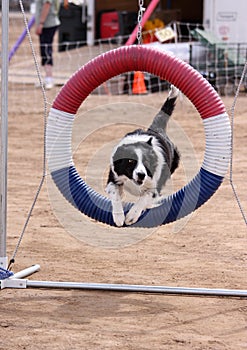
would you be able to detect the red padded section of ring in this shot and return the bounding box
[53,45,225,119]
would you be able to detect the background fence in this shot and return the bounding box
[3,11,247,114]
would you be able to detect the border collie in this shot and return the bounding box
[106,86,180,226]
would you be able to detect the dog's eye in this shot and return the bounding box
[128,159,135,164]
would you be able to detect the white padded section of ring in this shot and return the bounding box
[46,109,231,178]
[202,113,231,177]
[46,108,74,172]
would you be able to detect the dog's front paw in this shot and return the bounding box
[113,210,125,227]
[125,204,142,226]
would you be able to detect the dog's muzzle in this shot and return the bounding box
[135,172,146,185]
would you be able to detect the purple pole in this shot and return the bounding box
[8,15,35,62]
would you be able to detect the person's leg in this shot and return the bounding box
[40,26,58,89]
[44,64,53,89]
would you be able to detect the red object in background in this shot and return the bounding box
[100,11,120,39]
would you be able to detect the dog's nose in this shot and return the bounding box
[137,172,145,180]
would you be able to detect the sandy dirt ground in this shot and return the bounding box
[1,11,247,350]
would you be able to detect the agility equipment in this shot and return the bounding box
[125,0,160,45]
[8,15,35,62]
[1,0,247,299]
[132,70,148,94]
[0,267,13,280]
[46,45,231,228]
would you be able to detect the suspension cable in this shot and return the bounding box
[228,62,247,226]
[8,0,49,269]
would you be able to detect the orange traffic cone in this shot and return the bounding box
[132,71,147,94]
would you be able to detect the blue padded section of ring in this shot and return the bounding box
[133,167,223,227]
[51,166,223,228]
[51,166,115,226]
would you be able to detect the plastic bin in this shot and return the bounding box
[99,10,136,41]
[58,4,87,52]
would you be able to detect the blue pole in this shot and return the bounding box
[8,15,35,62]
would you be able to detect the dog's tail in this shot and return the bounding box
[148,85,179,133]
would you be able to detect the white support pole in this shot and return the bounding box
[86,0,95,46]
[12,264,41,279]
[1,278,247,298]
[26,281,247,297]
[0,0,9,269]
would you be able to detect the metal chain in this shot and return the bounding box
[137,0,145,45]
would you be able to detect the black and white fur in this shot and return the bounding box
[106,86,180,226]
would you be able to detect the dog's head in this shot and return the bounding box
[111,138,158,186]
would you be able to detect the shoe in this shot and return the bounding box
[34,80,43,88]
[44,77,54,90]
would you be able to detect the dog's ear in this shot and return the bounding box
[147,137,153,146]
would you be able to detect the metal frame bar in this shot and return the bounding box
[1,273,247,297]
[0,0,9,269]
